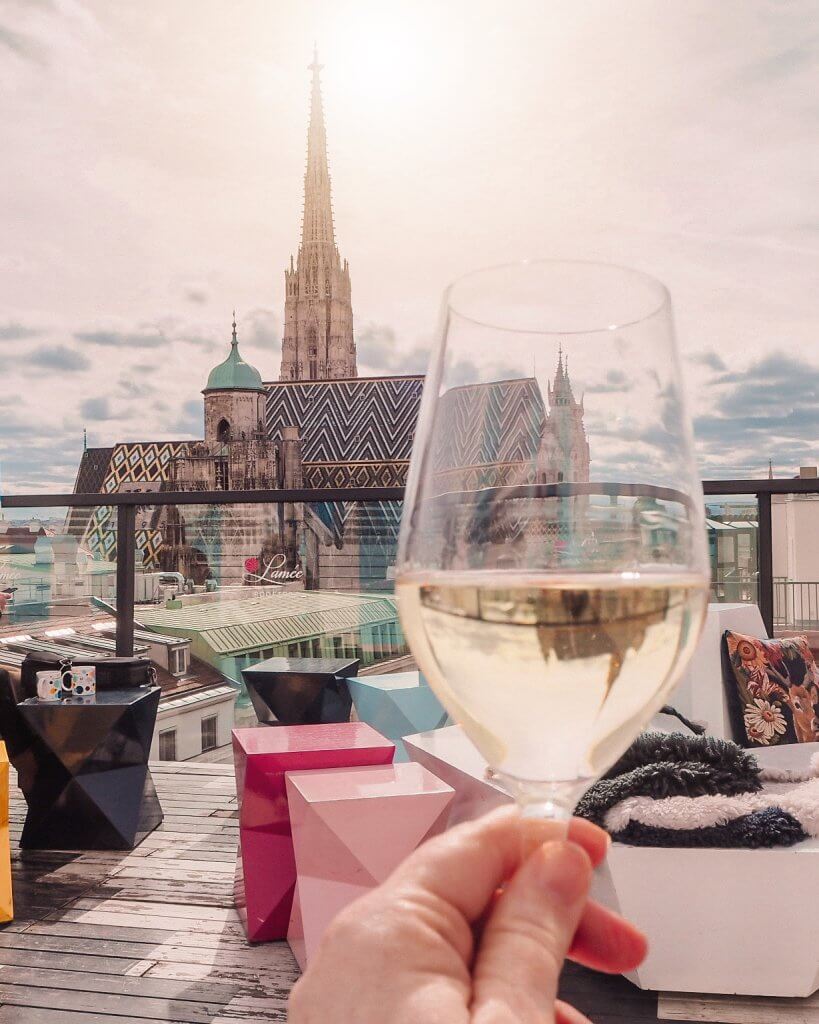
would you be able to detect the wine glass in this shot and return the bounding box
[396,260,709,823]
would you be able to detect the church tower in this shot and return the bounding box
[280,49,356,381]
[537,349,591,483]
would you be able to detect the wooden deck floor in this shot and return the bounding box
[2,761,795,1024]
[2,762,297,1023]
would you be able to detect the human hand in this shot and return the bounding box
[288,805,646,1023]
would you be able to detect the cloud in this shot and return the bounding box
[73,328,165,349]
[0,24,45,64]
[79,396,129,421]
[586,369,630,394]
[241,307,279,351]
[356,322,429,375]
[0,320,40,342]
[118,377,154,399]
[24,344,90,371]
[688,350,727,373]
[166,399,203,438]
[183,282,208,304]
[693,352,819,475]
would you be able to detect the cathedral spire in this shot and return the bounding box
[302,46,335,248]
[280,51,356,381]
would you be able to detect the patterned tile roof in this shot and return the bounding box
[264,375,423,463]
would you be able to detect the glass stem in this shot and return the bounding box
[495,773,587,854]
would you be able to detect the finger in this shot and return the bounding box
[522,815,609,868]
[569,899,648,973]
[556,1000,594,1024]
[471,841,592,1023]
[385,806,608,926]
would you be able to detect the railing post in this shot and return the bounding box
[115,504,136,657]
[757,492,774,637]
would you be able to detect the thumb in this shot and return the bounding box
[471,841,592,1024]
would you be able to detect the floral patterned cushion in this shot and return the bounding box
[721,630,819,747]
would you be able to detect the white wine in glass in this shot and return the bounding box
[396,261,709,821]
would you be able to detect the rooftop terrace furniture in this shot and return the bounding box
[232,722,394,942]
[662,602,768,741]
[592,740,819,998]
[241,656,360,726]
[0,760,805,1022]
[12,686,163,850]
[347,671,447,760]
[286,762,453,968]
[20,652,156,699]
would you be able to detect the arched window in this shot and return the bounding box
[217,419,231,443]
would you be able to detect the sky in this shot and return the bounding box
[0,0,817,497]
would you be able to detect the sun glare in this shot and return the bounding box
[320,5,443,118]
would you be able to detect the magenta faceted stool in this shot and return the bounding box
[286,762,454,970]
[232,723,395,943]
[404,724,511,826]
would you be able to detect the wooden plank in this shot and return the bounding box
[66,896,241,923]
[19,921,259,952]
[0,929,297,973]
[0,946,149,977]
[0,1008,186,1024]
[0,984,234,1024]
[40,908,246,936]
[658,992,819,1023]
[0,964,242,1004]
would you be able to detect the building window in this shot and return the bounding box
[311,637,321,657]
[201,715,218,753]
[169,647,188,676]
[159,729,177,761]
[333,635,343,657]
[217,418,231,444]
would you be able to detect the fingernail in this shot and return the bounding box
[535,841,591,905]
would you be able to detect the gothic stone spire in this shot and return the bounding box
[280,50,356,381]
[539,349,590,484]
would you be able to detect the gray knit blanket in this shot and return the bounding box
[575,732,819,848]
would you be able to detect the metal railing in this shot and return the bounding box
[3,477,819,652]
[773,579,819,631]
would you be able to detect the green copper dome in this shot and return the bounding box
[204,317,265,393]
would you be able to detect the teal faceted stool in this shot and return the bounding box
[347,672,448,761]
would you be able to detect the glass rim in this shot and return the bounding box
[443,258,671,336]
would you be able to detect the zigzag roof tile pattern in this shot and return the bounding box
[264,375,423,463]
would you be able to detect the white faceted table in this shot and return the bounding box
[407,724,819,997]
[404,724,511,826]
[592,741,819,997]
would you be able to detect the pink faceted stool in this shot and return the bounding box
[286,762,454,970]
[232,723,395,943]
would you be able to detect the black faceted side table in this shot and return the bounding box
[12,687,163,850]
[241,657,360,726]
